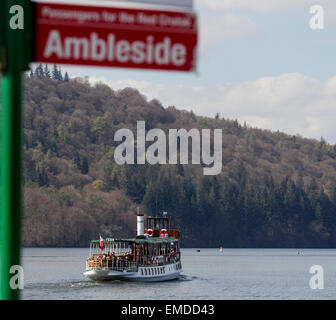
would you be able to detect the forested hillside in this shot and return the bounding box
[17,68,336,247]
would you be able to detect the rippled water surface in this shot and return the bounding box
[21,248,336,299]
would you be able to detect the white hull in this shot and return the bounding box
[84,261,182,282]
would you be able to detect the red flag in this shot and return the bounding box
[99,235,105,251]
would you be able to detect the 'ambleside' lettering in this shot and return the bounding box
[43,30,187,66]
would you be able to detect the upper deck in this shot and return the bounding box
[90,237,179,244]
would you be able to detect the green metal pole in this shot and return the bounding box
[1,0,30,300]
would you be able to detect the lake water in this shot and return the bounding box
[21,248,336,300]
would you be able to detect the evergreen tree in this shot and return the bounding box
[58,67,63,81]
[44,64,51,78]
[37,167,49,187]
[81,156,89,174]
[34,64,44,79]
[64,72,69,82]
[74,153,81,171]
[52,64,59,80]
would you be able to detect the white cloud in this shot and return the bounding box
[89,73,336,143]
[200,13,258,47]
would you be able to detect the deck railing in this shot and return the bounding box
[138,252,180,265]
[86,251,180,271]
[86,259,138,272]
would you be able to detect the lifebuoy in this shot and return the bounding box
[160,228,168,238]
[147,228,153,237]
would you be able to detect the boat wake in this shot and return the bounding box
[24,279,103,291]
[177,274,197,281]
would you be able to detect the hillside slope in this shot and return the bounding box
[21,75,336,247]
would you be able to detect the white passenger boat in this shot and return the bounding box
[83,212,182,281]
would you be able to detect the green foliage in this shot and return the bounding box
[92,180,107,191]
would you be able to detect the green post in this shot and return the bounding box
[0,0,31,300]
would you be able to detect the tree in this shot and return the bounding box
[64,72,69,82]
[52,65,59,80]
[81,156,89,174]
[74,153,81,171]
[92,180,107,191]
[44,64,51,78]
[34,64,44,79]
[58,67,63,81]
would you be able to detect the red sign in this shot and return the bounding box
[34,2,198,72]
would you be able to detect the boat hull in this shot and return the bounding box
[84,262,182,282]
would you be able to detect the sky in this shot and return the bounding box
[37,0,336,143]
